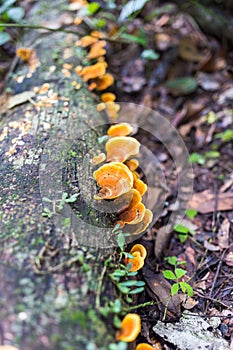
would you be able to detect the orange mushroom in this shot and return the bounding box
[136,343,159,350]
[93,162,133,200]
[134,178,148,196]
[101,93,116,103]
[126,251,145,272]
[124,209,153,236]
[79,62,106,81]
[130,244,147,260]
[76,35,98,47]
[16,47,33,62]
[90,30,105,39]
[96,73,114,90]
[106,136,140,162]
[107,122,133,137]
[116,313,141,342]
[91,153,106,165]
[105,102,120,119]
[119,202,145,225]
[125,158,139,171]
[88,40,107,59]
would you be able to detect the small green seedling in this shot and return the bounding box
[42,192,79,218]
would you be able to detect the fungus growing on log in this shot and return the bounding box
[107,122,133,137]
[95,73,114,90]
[106,136,140,162]
[130,244,147,260]
[118,202,145,225]
[125,158,139,171]
[124,209,153,235]
[116,313,141,342]
[76,35,98,47]
[16,47,33,61]
[101,92,116,103]
[126,251,145,272]
[79,62,106,81]
[136,343,158,350]
[93,162,133,200]
[134,178,148,196]
[91,153,106,165]
[88,40,107,59]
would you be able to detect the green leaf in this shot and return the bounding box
[204,151,220,159]
[117,233,125,251]
[174,224,189,234]
[165,256,177,266]
[112,299,122,313]
[141,49,159,60]
[7,6,24,22]
[179,281,194,296]
[95,18,106,28]
[0,31,10,45]
[127,271,138,276]
[178,232,188,243]
[175,268,187,279]
[98,135,109,144]
[215,129,233,142]
[166,77,198,95]
[65,193,79,203]
[162,270,176,280]
[185,209,197,219]
[117,284,130,294]
[189,152,205,165]
[135,280,146,287]
[119,280,138,287]
[119,0,149,21]
[111,269,127,277]
[171,282,179,296]
[120,33,147,46]
[113,314,122,328]
[129,286,144,294]
[0,0,16,15]
[87,2,100,15]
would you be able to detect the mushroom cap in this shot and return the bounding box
[126,252,145,272]
[93,162,133,200]
[125,158,139,171]
[88,40,107,59]
[96,73,114,90]
[136,343,157,350]
[90,30,105,39]
[79,62,106,81]
[79,35,98,47]
[106,136,140,162]
[119,202,145,225]
[107,123,133,137]
[123,209,153,235]
[101,92,116,103]
[16,47,33,61]
[105,102,120,119]
[134,178,148,196]
[130,244,147,260]
[91,153,106,165]
[116,313,141,342]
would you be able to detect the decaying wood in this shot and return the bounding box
[0,2,115,349]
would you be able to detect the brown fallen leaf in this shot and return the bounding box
[178,36,207,63]
[179,294,198,310]
[217,218,230,249]
[188,190,233,214]
[225,251,233,267]
[143,269,181,317]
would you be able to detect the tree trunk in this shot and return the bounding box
[0,2,115,349]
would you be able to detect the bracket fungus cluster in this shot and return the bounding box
[116,313,141,342]
[75,30,120,119]
[125,244,147,272]
[93,123,153,236]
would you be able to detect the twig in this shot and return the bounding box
[95,264,107,309]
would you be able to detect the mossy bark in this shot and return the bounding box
[0,2,115,349]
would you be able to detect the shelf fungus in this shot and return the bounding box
[87,40,107,59]
[101,92,116,103]
[116,313,141,342]
[136,343,158,350]
[93,162,133,200]
[126,251,145,272]
[123,209,153,236]
[106,136,140,162]
[107,122,133,137]
[118,202,145,225]
[125,158,139,171]
[78,62,106,82]
[130,244,147,260]
[76,35,98,47]
[134,178,148,196]
[95,73,114,90]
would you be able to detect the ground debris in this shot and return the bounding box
[153,311,230,350]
